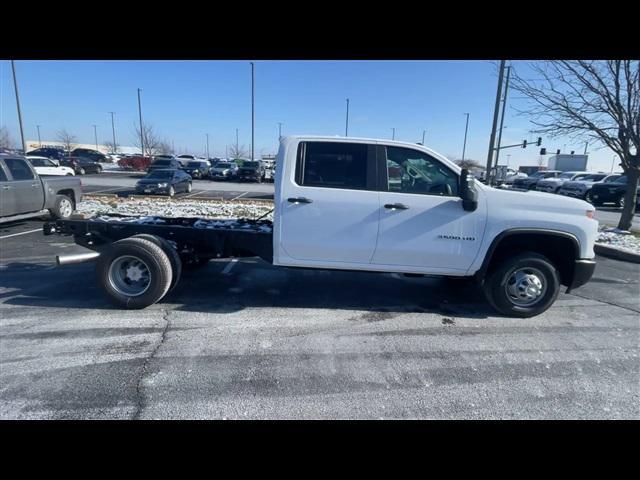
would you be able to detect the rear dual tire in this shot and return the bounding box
[96,236,182,309]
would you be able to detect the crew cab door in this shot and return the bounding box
[277,140,379,265]
[1,157,45,215]
[0,161,14,217]
[370,145,485,273]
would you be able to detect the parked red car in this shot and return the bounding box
[118,155,152,171]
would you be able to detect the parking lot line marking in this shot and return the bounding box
[86,187,124,194]
[231,191,249,201]
[0,228,42,240]
[222,259,238,275]
[184,190,205,198]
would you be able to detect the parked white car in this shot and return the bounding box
[26,156,75,176]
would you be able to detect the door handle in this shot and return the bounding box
[288,197,313,204]
[31,183,39,187]
[384,203,409,210]
[2,186,10,190]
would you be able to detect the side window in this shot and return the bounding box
[385,146,458,196]
[4,158,35,181]
[295,141,369,190]
[30,158,45,167]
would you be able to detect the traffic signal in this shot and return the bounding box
[540,148,547,155]
[536,137,542,146]
[522,140,527,148]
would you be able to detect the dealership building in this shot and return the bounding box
[25,140,140,155]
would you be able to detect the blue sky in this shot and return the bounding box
[0,60,619,172]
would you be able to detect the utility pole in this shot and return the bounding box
[206,133,210,159]
[485,60,506,185]
[92,124,98,150]
[236,128,239,159]
[422,129,426,145]
[391,128,396,140]
[250,62,255,161]
[345,98,350,136]
[37,125,42,147]
[461,113,470,161]
[506,154,511,166]
[137,88,144,157]
[493,66,511,171]
[584,140,589,155]
[278,122,283,141]
[109,112,117,153]
[11,60,26,153]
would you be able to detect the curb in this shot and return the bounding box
[594,243,640,263]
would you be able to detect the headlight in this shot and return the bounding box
[193,169,199,173]
[158,183,168,188]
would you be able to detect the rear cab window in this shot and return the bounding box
[295,141,376,190]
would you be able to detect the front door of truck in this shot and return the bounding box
[2,157,45,215]
[278,141,380,265]
[370,145,485,273]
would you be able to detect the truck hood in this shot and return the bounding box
[484,185,593,214]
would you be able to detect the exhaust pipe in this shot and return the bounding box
[56,252,100,266]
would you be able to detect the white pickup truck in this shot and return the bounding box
[44,136,598,317]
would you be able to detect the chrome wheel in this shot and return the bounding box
[108,255,152,297]
[59,198,73,218]
[505,267,547,307]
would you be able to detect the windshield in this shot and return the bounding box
[543,172,559,178]
[530,171,545,178]
[187,161,203,168]
[580,174,606,181]
[243,161,259,168]
[215,163,230,168]
[604,175,621,183]
[177,155,193,159]
[146,170,173,179]
[559,173,574,179]
[613,176,627,184]
[153,160,171,166]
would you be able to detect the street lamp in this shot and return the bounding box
[345,98,350,136]
[11,60,26,153]
[461,113,470,161]
[391,128,395,140]
[92,124,98,150]
[250,62,255,161]
[37,125,42,147]
[109,112,117,153]
[206,133,210,159]
[278,122,283,141]
[422,129,426,145]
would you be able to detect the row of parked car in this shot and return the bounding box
[511,170,639,210]
[25,146,108,176]
[143,155,275,183]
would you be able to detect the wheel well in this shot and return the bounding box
[56,189,76,205]
[483,232,578,286]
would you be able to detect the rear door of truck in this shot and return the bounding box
[277,140,380,264]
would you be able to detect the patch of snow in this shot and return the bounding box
[596,225,640,255]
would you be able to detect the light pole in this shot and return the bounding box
[236,128,239,159]
[461,113,470,161]
[250,62,255,161]
[137,88,144,156]
[11,60,26,153]
[611,155,616,173]
[92,124,98,150]
[391,128,395,140]
[345,98,350,136]
[506,154,511,167]
[493,66,511,170]
[485,60,506,185]
[278,122,283,141]
[109,112,117,153]
[206,133,210,159]
[422,129,426,145]
[37,125,42,147]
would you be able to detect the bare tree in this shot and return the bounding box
[454,158,482,170]
[56,129,77,154]
[132,123,167,157]
[0,126,14,150]
[104,139,118,153]
[511,60,639,230]
[228,144,250,160]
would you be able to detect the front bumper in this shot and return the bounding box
[590,190,622,203]
[135,186,171,195]
[566,258,596,293]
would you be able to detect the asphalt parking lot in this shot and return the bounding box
[1,215,638,419]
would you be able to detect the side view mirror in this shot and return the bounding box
[459,169,478,212]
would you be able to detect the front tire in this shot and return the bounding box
[78,167,86,175]
[168,186,175,197]
[96,237,173,309]
[186,182,192,193]
[585,190,593,203]
[617,195,625,209]
[484,252,560,318]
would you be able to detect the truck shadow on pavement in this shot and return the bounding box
[1,259,494,319]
